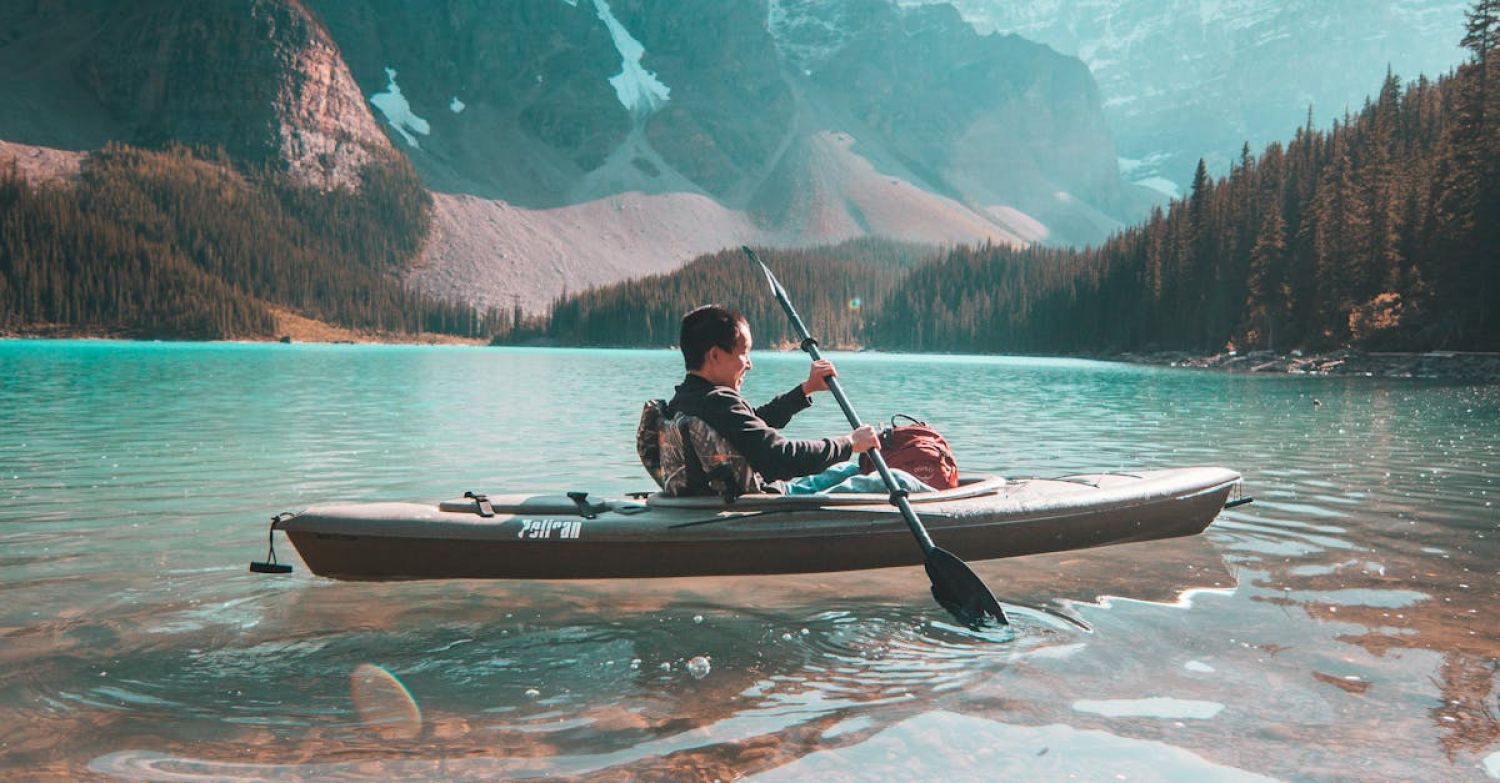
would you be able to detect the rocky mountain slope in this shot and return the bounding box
[1,0,1148,313]
[0,0,393,190]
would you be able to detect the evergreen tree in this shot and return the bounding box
[1240,204,1289,350]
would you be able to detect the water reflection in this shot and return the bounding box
[2,342,1498,779]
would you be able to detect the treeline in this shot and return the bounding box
[873,7,1500,353]
[0,144,501,339]
[495,239,933,348]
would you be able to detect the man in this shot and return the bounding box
[664,304,880,494]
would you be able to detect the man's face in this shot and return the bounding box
[704,323,753,390]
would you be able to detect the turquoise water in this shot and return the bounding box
[1,340,1497,781]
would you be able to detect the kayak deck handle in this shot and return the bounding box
[567,491,599,519]
[463,491,496,518]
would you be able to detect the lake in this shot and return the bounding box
[1,340,1497,781]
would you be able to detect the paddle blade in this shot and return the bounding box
[925,547,1009,627]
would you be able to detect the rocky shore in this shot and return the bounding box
[1116,349,1500,383]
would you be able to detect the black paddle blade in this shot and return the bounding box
[925,547,1008,627]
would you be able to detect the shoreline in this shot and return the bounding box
[5,330,1498,382]
[0,331,487,347]
[1109,348,1500,383]
[0,319,487,347]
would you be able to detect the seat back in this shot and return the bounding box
[636,399,669,488]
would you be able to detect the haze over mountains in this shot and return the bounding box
[926,0,1473,197]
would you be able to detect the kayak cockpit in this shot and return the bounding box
[645,474,1008,509]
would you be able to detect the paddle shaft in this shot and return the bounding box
[748,249,938,556]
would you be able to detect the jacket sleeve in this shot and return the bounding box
[702,387,853,481]
[754,383,813,429]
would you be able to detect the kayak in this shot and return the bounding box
[264,467,1243,580]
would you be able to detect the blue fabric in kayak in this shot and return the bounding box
[783,461,935,496]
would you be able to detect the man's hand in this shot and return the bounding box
[850,425,879,453]
[802,359,838,396]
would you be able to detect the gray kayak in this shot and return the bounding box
[267,467,1243,580]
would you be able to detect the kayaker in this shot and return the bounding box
[657,304,931,496]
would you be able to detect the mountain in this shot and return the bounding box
[0,0,496,340]
[925,0,1473,198]
[0,0,392,190]
[321,0,1157,309]
[0,0,1146,319]
[533,30,1500,355]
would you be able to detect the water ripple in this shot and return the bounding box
[3,342,1498,780]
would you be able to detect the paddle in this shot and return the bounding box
[741,246,1008,627]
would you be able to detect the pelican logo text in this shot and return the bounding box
[516,518,583,540]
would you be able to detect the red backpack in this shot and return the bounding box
[858,415,960,490]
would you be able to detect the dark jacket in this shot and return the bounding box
[666,374,853,481]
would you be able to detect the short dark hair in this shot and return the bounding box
[680,305,747,370]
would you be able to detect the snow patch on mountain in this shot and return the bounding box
[369,68,430,148]
[591,0,670,116]
[1118,153,1171,176]
[1133,176,1180,199]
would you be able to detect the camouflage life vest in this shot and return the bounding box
[637,399,763,500]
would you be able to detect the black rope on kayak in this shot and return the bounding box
[1222,481,1255,509]
[249,512,294,574]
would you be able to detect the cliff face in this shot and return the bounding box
[0,0,390,189]
[307,0,796,208]
[309,0,1145,245]
[766,0,1147,243]
[306,0,633,204]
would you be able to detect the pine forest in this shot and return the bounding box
[0,144,500,340]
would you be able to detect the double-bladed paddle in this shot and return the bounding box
[741,246,1008,627]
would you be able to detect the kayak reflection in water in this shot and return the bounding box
[658,304,934,497]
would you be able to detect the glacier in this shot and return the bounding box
[368,67,430,148]
[591,0,671,116]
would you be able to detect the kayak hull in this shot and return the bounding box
[275,468,1240,580]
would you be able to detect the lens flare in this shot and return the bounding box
[848,297,862,311]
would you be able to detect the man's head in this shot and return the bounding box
[681,304,753,390]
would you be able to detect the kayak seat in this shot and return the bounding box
[636,399,668,488]
[639,398,762,500]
